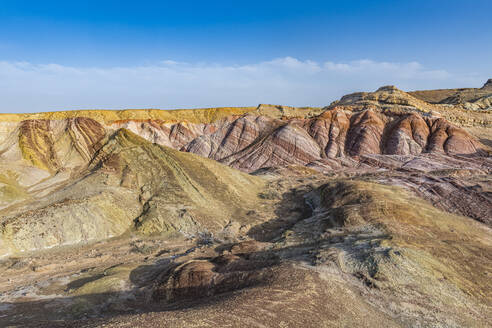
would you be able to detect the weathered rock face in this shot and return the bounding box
[18,119,60,172]
[464,94,492,111]
[347,152,492,226]
[110,119,225,149]
[5,117,106,174]
[178,86,487,171]
[183,108,486,172]
[0,82,491,327]
[427,117,483,154]
[302,108,350,158]
[345,109,386,156]
[0,83,490,256]
[0,86,488,178]
[384,113,428,155]
[0,129,264,257]
[152,241,276,303]
[222,123,323,171]
[68,117,107,161]
[183,114,278,160]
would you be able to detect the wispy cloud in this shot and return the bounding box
[0,57,486,113]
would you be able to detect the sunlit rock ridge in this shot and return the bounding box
[0,82,491,328]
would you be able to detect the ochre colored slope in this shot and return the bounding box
[0,128,265,256]
[0,104,322,124]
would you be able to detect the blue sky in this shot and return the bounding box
[0,0,491,112]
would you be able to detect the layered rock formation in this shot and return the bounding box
[0,129,264,257]
[1,85,488,180]
[0,81,491,327]
[0,83,490,255]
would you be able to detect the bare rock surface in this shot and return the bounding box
[0,82,491,327]
[1,173,490,328]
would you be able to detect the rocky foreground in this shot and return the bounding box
[0,81,491,327]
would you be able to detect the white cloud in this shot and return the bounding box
[0,57,486,113]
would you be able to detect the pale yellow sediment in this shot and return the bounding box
[0,105,323,124]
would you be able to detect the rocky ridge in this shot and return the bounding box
[1,83,491,253]
[0,86,489,178]
[0,81,491,327]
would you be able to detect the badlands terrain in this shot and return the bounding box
[0,81,491,327]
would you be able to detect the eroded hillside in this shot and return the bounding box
[0,82,491,327]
